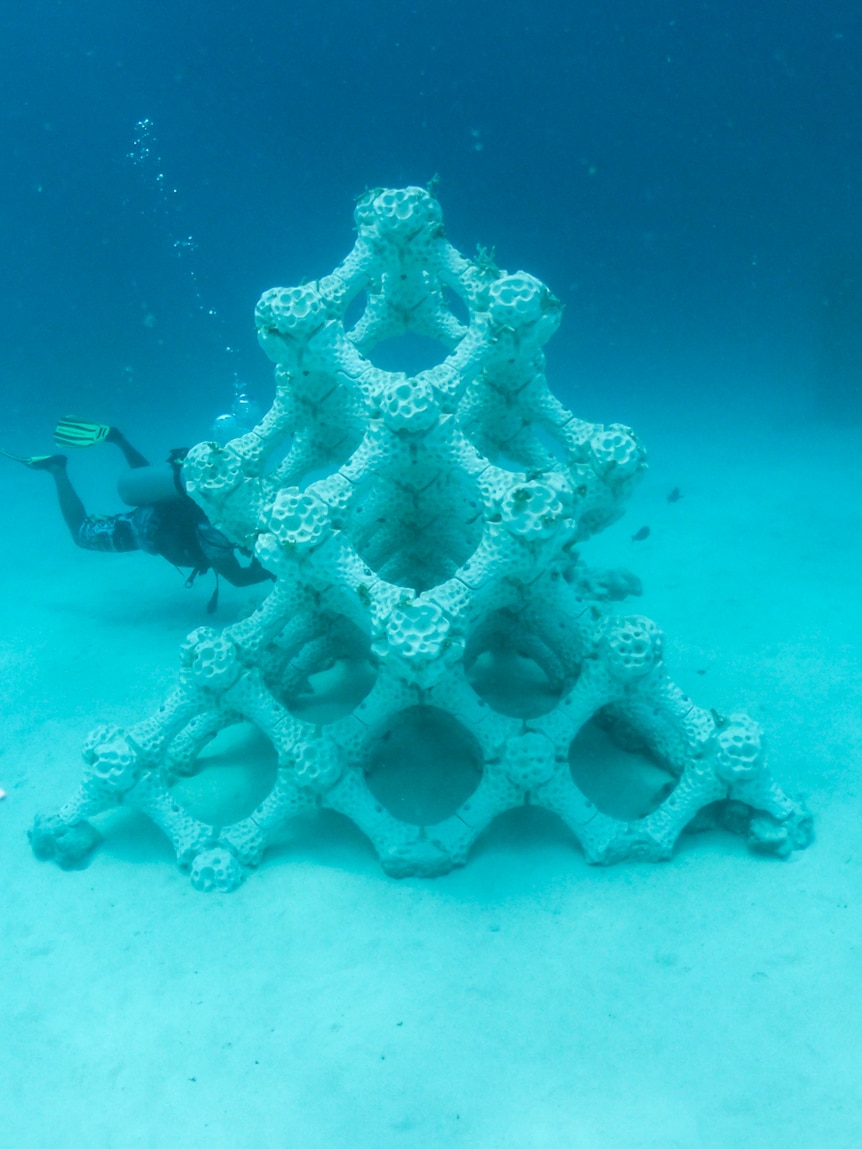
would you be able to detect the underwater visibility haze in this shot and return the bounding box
[1,2,861,1146]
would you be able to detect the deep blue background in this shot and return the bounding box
[2,0,861,444]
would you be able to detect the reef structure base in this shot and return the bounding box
[30,186,812,890]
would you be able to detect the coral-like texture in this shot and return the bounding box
[31,186,812,888]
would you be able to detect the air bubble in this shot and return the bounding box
[127,115,248,422]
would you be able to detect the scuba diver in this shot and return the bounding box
[1,418,272,612]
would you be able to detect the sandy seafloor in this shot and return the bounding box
[1,403,860,1149]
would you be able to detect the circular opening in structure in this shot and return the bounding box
[343,285,471,341]
[264,615,377,724]
[342,289,368,332]
[532,421,569,467]
[489,422,569,473]
[364,705,483,825]
[168,721,278,829]
[466,614,567,718]
[365,332,452,375]
[442,286,471,328]
[568,714,678,821]
[347,471,483,592]
[288,655,378,724]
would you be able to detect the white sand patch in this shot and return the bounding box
[1,414,860,1148]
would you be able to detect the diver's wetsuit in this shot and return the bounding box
[77,499,251,581]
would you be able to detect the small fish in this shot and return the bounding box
[667,487,682,503]
[631,525,650,542]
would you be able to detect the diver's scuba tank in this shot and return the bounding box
[117,448,189,506]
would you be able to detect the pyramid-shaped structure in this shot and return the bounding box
[30,187,812,890]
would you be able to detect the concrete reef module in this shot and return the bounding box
[30,186,812,890]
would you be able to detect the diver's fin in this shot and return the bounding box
[53,418,112,448]
[0,448,67,471]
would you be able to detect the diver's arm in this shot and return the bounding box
[196,520,274,587]
[210,552,274,587]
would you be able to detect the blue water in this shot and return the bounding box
[3,1,860,443]
[2,4,862,1147]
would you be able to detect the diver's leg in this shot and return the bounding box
[28,455,86,540]
[107,427,150,469]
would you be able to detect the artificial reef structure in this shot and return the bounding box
[30,186,812,890]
